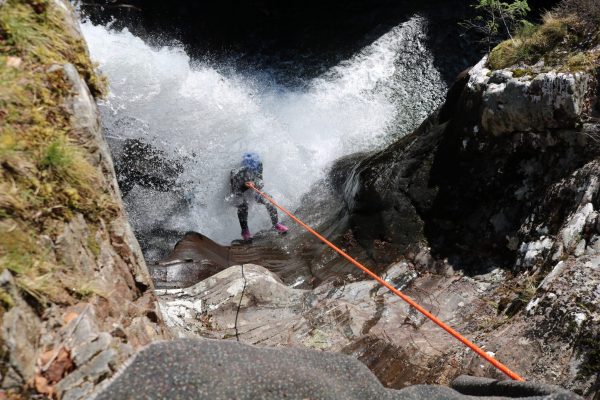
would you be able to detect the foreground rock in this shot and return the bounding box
[92,339,581,400]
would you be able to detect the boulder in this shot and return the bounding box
[468,60,590,136]
[91,339,581,399]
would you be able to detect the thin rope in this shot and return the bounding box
[246,182,524,381]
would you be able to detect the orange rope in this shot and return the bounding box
[246,182,524,381]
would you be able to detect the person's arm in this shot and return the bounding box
[254,163,264,189]
[231,169,245,195]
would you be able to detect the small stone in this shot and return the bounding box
[63,312,79,325]
[34,375,54,397]
[6,56,22,68]
[39,349,55,366]
[44,347,73,383]
[111,325,127,339]
[72,333,112,367]
[56,349,116,395]
[574,239,586,257]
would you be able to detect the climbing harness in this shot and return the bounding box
[246,182,525,381]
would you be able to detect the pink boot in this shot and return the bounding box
[274,223,288,234]
[241,229,253,241]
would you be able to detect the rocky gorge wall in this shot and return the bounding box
[0,1,167,398]
[338,56,600,394]
[1,0,597,398]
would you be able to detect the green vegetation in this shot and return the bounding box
[462,0,531,50]
[0,289,14,309]
[87,230,100,259]
[488,0,600,70]
[0,0,113,307]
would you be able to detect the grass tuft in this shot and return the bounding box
[41,140,72,170]
[488,0,600,71]
[0,0,115,305]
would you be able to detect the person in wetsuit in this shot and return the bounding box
[230,152,288,241]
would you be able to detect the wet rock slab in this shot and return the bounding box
[149,231,309,289]
[156,262,502,387]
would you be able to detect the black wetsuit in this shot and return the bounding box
[230,163,278,231]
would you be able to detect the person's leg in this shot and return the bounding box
[237,200,249,232]
[256,194,278,225]
[256,193,288,233]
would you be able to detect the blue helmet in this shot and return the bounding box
[242,152,261,171]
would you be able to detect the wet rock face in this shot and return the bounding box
[149,232,232,289]
[156,262,499,387]
[334,61,600,395]
[113,139,184,197]
[149,232,311,289]
[344,61,600,272]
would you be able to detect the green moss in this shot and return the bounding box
[87,231,100,259]
[0,0,115,306]
[70,285,96,300]
[488,14,572,69]
[41,140,72,169]
[488,40,522,69]
[512,68,533,78]
[563,52,595,71]
[0,0,106,96]
[0,289,14,309]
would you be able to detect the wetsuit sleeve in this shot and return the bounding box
[230,169,245,195]
[255,163,264,189]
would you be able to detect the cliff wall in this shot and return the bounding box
[0,1,168,398]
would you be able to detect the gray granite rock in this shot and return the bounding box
[468,59,589,136]
[91,339,582,400]
[0,271,40,388]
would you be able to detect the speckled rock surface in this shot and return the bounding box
[92,339,581,400]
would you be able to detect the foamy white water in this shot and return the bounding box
[81,17,446,247]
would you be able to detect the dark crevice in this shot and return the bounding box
[234,264,247,342]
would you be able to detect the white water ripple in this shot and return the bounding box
[81,17,446,246]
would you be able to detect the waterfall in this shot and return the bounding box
[81,16,446,251]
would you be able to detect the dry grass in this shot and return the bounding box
[488,0,600,70]
[0,0,114,307]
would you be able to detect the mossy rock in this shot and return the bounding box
[0,0,113,305]
[487,11,599,72]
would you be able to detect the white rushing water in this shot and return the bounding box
[81,17,447,247]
